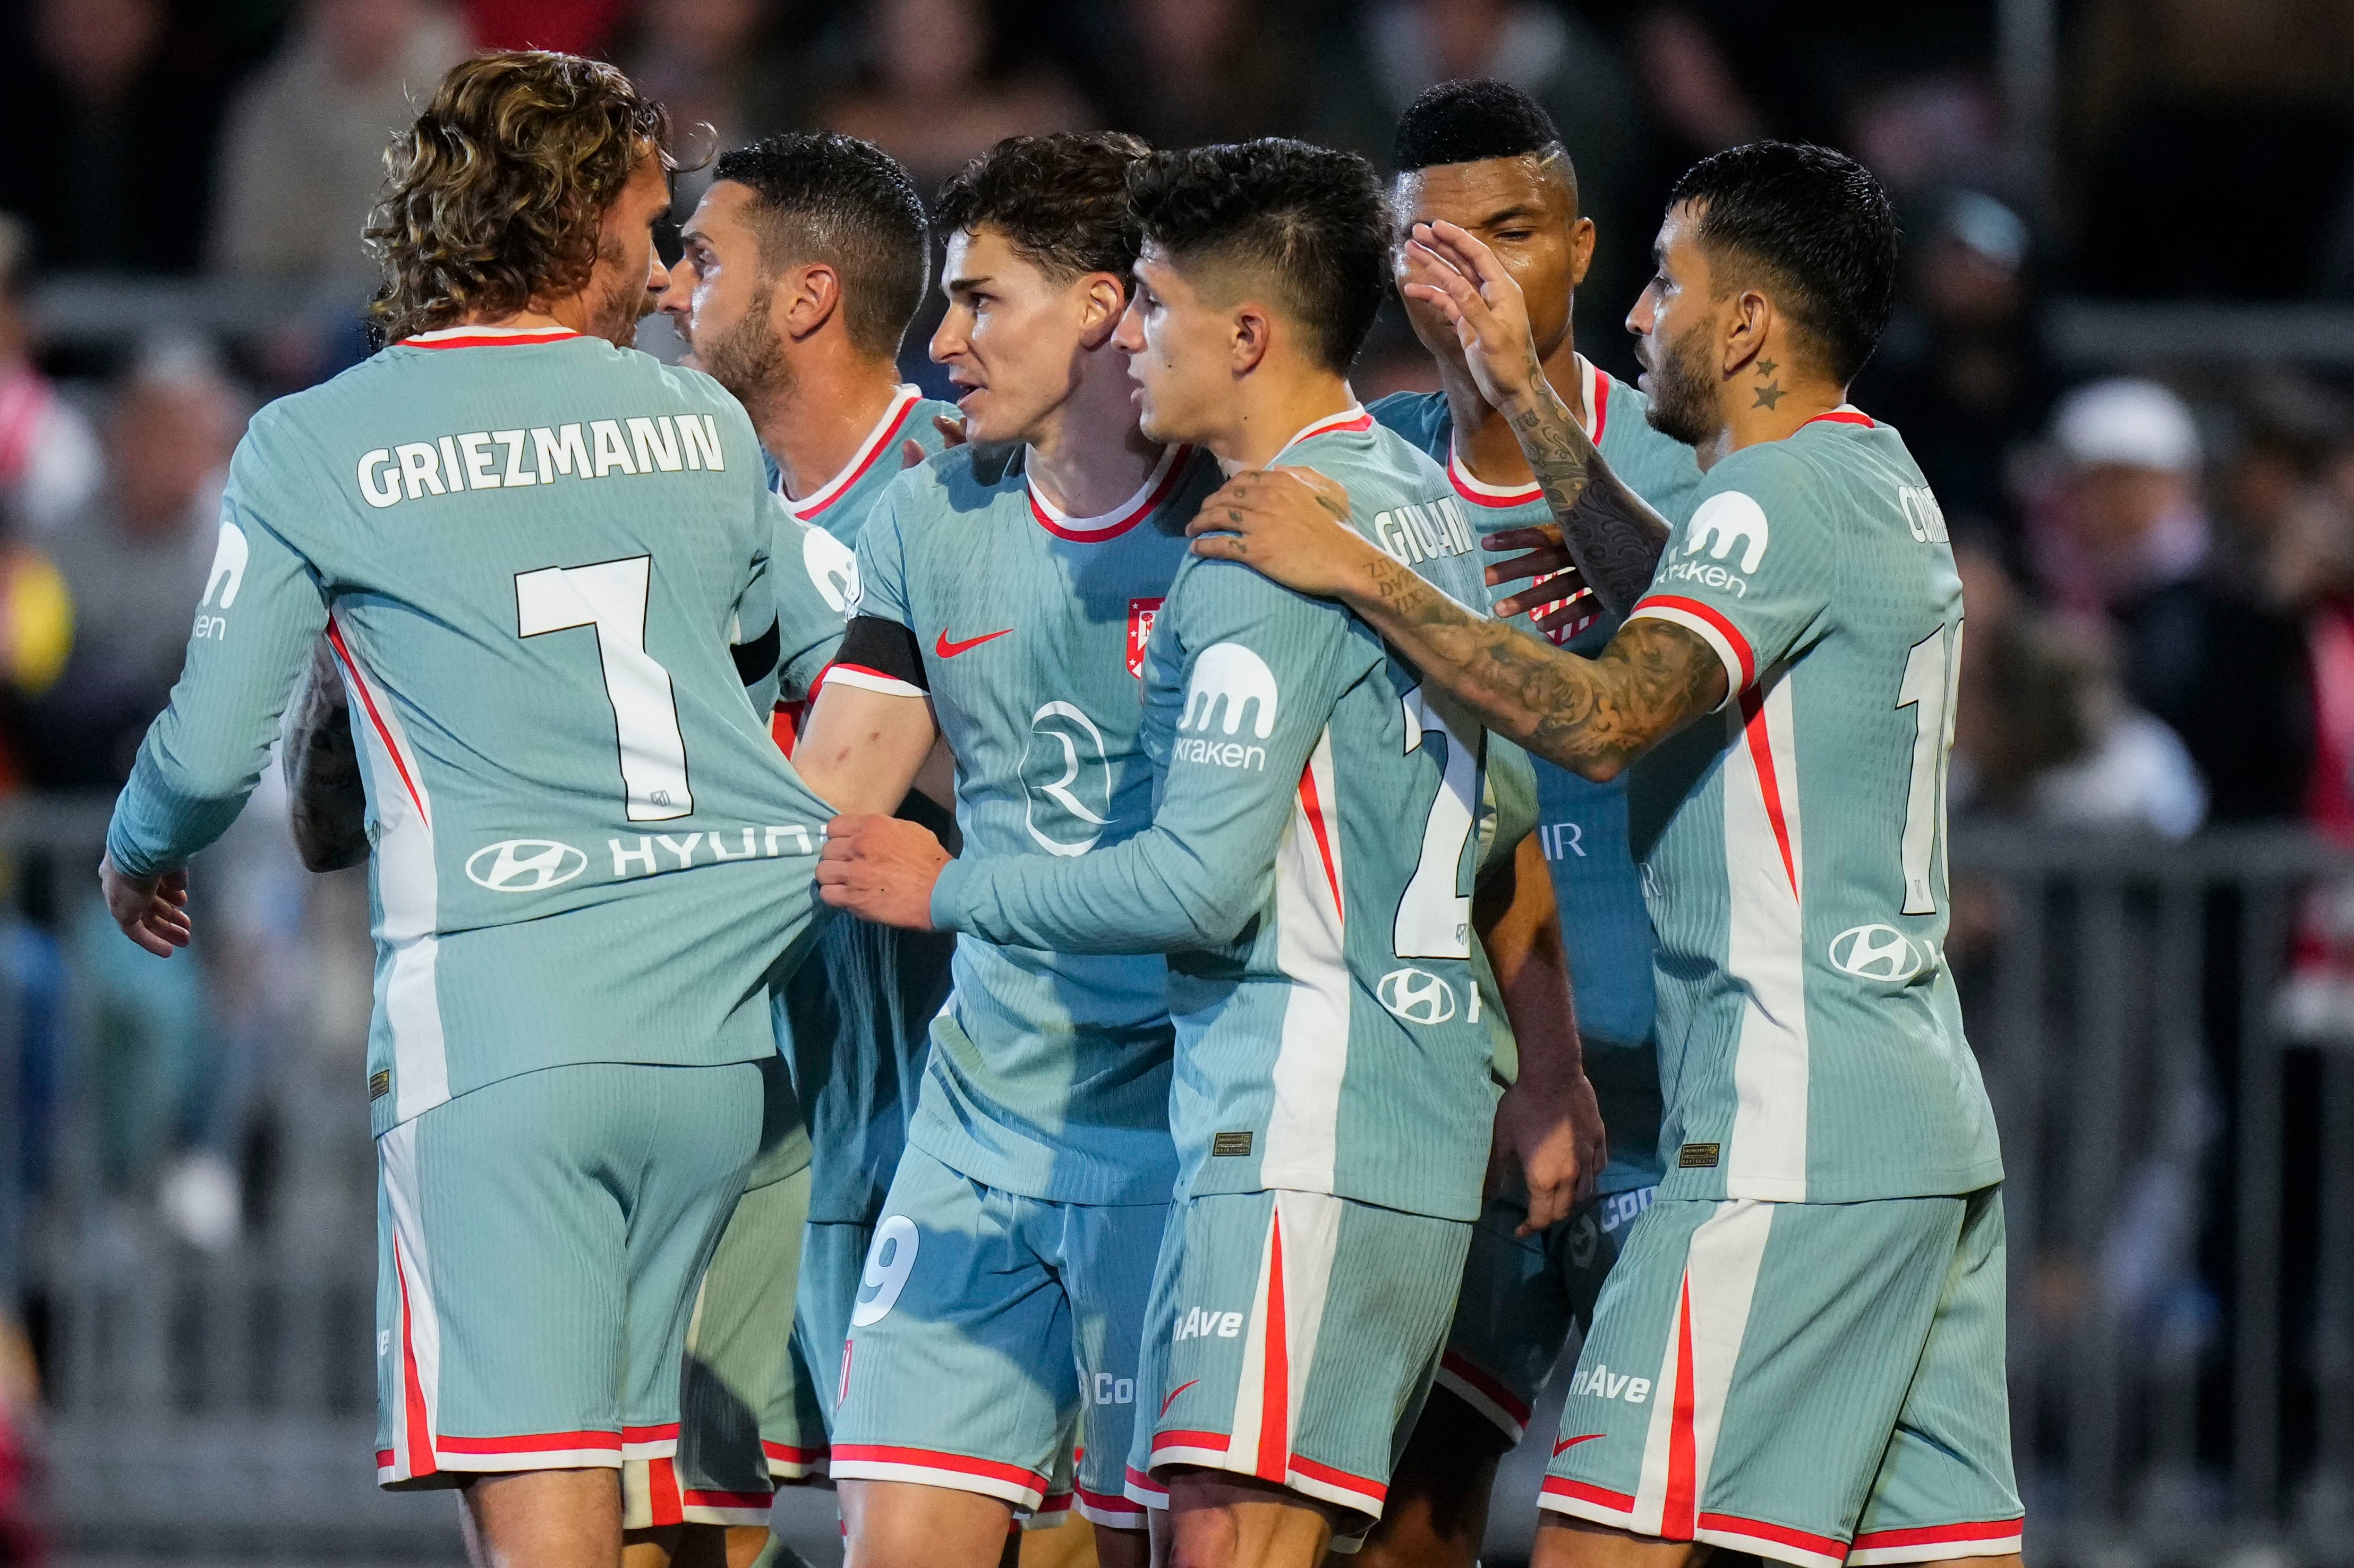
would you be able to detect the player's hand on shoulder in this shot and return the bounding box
[98,854,192,958]
[1398,219,1544,412]
[816,814,950,931]
[899,414,968,470]
[1187,466,1368,599]
[1489,1068,1605,1234]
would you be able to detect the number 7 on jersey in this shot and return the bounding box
[516,555,694,822]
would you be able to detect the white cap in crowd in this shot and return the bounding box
[2053,378,2201,473]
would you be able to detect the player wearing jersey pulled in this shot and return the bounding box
[819,140,1600,1568]
[659,133,961,1531]
[98,54,837,1568]
[1356,81,1703,1568]
[773,133,1208,1568]
[1189,142,2019,1568]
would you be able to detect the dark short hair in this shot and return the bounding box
[367,52,671,344]
[1127,139,1391,375]
[711,132,929,359]
[934,132,1153,291]
[1393,79,1571,184]
[1667,140,1899,385]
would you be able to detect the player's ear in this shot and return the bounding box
[780,262,841,341]
[1567,216,1597,291]
[1722,286,1771,379]
[1230,303,1270,376]
[1076,272,1128,348]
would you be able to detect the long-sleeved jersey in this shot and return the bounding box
[106,323,834,1135]
[1372,357,1704,1194]
[931,407,1511,1222]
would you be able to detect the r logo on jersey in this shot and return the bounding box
[1127,596,1163,678]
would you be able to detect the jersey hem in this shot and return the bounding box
[904,1119,1180,1210]
[368,1047,779,1138]
[1653,1162,2006,1205]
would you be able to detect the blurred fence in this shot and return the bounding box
[4,796,2354,1563]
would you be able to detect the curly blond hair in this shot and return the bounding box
[365,52,672,344]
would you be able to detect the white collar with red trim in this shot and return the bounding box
[1273,402,1374,457]
[403,324,585,349]
[1804,403,1875,429]
[1446,356,1608,508]
[1028,440,1190,541]
[783,384,924,519]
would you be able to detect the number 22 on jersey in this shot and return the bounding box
[516,554,693,822]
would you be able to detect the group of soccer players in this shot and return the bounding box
[95,43,2023,1568]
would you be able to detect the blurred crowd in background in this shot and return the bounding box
[0,0,2351,1552]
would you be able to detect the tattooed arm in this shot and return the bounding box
[1400,219,1672,616]
[283,636,371,872]
[1186,468,1725,779]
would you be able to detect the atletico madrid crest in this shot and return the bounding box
[1127,597,1163,677]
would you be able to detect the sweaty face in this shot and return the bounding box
[930,226,1099,446]
[583,153,675,348]
[1628,204,1718,448]
[1115,246,1227,448]
[664,182,785,399]
[1392,155,1587,369]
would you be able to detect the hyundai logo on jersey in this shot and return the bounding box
[465,839,590,892]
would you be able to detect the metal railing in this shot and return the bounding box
[5,799,2352,1562]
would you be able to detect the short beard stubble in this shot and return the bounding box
[1642,313,1719,449]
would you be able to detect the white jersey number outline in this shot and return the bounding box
[516,555,693,822]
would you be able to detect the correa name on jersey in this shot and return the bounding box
[354,414,728,507]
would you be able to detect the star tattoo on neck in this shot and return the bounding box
[1755,357,1777,377]
[1753,382,1785,410]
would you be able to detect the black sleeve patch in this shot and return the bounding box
[731,616,781,687]
[834,615,929,693]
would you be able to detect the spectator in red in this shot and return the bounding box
[0,215,99,536]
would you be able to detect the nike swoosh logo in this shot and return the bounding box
[1553,1433,1605,1456]
[936,627,1012,658]
[1159,1378,1200,1417]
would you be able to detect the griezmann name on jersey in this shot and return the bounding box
[1372,359,1703,1195]
[1622,405,2000,1204]
[849,438,1221,1207]
[934,408,1511,1222]
[107,325,835,1136]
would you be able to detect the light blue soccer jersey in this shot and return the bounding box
[933,408,1508,1222]
[1373,358,1703,1194]
[1622,407,2001,1203]
[850,440,1222,1206]
[761,386,963,1225]
[106,323,834,1136]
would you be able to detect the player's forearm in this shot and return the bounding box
[107,737,269,879]
[1336,560,1720,781]
[932,830,1267,955]
[284,637,370,872]
[1474,832,1584,1089]
[1500,378,1671,616]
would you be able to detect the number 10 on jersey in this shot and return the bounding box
[1897,619,1963,916]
